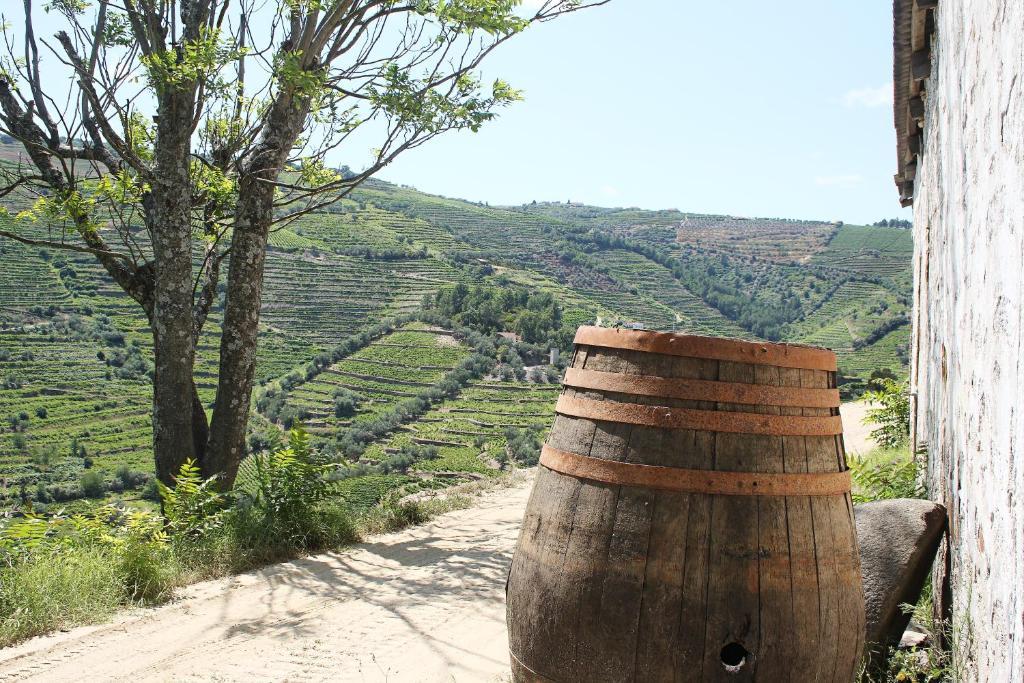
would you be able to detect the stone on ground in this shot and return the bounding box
[856,498,947,663]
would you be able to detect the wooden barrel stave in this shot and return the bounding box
[507,330,865,682]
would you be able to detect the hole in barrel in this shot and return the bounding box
[720,642,749,673]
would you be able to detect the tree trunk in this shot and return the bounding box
[148,92,200,486]
[148,266,198,484]
[204,217,268,485]
[151,352,210,484]
[205,93,309,488]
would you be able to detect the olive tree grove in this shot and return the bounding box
[0,0,605,488]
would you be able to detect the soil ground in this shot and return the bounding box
[840,400,876,455]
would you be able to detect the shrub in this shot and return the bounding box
[850,448,925,503]
[116,532,176,604]
[140,478,161,502]
[277,405,309,430]
[332,387,362,418]
[158,460,227,539]
[79,470,106,498]
[115,464,132,487]
[378,445,437,475]
[504,426,543,466]
[232,429,352,552]
[31,446,54,470]
[867,367,899,392]
[358,491,429,536]
[34,407,48,419]
[863,379,911,449]
[247,422,283,455]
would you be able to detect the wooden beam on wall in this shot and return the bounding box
[905,159,918,181]
[909,132,922,155]
[910,96,926,120]
[912,49,932,80]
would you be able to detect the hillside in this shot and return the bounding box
[0,170,911,511]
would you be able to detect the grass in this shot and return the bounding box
[0,547,124,644]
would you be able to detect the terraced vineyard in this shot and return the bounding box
[0,330,153,510]
[675,215,840,263]
[810,224,913,282]
[269,326,473,435]
[595,250,749,336]
[362,380,559,475]
[290,204,460,255]
[0,159,914,513]
[0,239,71,313]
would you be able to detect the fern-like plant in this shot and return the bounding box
[0,504,172,603]
[850,453,925,503]
[157,459,226,539]
[234,428,334,547]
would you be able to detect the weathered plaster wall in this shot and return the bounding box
[911,2,1024,679]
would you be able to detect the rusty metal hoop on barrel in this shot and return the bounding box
[506,326,865,683]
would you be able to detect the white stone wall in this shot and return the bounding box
[911,2,1024,679]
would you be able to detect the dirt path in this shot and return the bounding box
[0,479,534,683]
[840,400,876,456]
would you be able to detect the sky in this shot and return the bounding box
[380,0,911,225]
[20,0,908,225]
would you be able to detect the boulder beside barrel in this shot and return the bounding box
[856,498,948,675]
[506,326,865,682]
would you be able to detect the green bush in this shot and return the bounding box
[504,426,543,466]
[158,459,226,539]
[332,387,362,418]
[79,469,106,498]
[863,378,911,449]
[113,513,177,603]
[232,429,355,554]
[358,491,429,536]
[850,448,925,503]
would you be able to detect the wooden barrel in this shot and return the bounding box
[506,326,864,682]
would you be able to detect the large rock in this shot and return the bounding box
[856,498,947,659]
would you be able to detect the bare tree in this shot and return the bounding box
[0,0,607,488]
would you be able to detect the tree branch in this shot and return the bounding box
[53,31,150,175]
[0,228,133,262]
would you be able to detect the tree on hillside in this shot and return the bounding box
[0,0,606,489]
